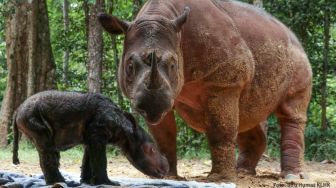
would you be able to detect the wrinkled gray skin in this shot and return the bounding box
[12,91,169,185]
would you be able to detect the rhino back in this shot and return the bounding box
[17,91,88,120]
[219,1,311,129]
[15,91,109,149]
[162,0,311,130]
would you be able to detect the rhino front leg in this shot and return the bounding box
[148,111,178,177]
[80,146,91,184]
[206,93,239,182]
[38,150,65,185]
[87,144,119,185]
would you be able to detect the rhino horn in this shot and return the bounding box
[172,6,190,31]
[147,51,162,90]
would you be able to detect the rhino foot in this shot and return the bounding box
[282,172,309,180]
[237,167,256,176]
[165,175,187,181]
[207,172,237,182]
[101,179,120,186]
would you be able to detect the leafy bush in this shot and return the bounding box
[175,113,209,158]
[266,114,336,161]
[266,116,281,158]
[305,125,336,161]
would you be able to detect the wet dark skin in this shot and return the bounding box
[12,90,169,185]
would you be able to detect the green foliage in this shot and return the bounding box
[0,1,7,103]
[0,43,6,103]
[305,125,336,161]
[0,141,38,162]
[266,115,281,158]
[48,0,88,91]
[175,113,209,158]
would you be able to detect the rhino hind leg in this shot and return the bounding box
[38,150,65,185]
[30,125,64,185]
[236,125,266,175]
[275,85,311,179]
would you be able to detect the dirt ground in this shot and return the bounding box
[1,156,335,188]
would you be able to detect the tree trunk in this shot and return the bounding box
[0,0,56,147]
[0,1,27,146]
[27,0,56,96]
[321,4,330,130]
[111,36,124,106]
[87,0,104,93]
[107,0,124,107]
[63,0,70,85]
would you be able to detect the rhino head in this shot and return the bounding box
[98,7,190,124]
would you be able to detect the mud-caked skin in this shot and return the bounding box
[98,0,312,181]
[12,91,169,185]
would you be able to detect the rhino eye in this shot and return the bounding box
[126,62,134,81]
[170,63,176,71]
[127,63,133,73]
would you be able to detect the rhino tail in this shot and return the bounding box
[12,111,20,165]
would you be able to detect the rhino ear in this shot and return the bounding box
[172,7,190,31]
[98,13,130,35]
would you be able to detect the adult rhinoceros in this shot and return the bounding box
[98,0,312,181]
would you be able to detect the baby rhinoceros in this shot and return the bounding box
[12,90,169,186]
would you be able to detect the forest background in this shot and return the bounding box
[0,0,335,161]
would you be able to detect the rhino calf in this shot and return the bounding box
[12,91,169,185]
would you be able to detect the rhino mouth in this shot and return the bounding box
[136,108,168,125]
[146,112,168,125]
[133,92,173,125]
